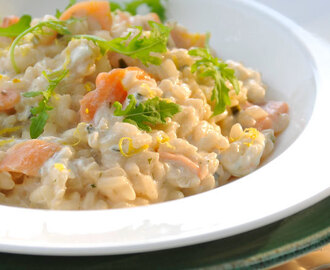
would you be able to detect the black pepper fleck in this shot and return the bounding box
[86,124,95,134]
[119,58,128,68]
[231,105,241,115]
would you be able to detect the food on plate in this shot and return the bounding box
[0,0,289,209]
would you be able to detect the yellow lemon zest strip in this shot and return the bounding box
[12,78,21,83]
[0,138,15,147]
[0,74,8,80]
[244,128,259,139]
[229,136,238,143]
[62,124,84,147]
[84,82,93,92]
[156,134,175,150]
[243,128,259,147]
[71,125,83,147]
[0,126,22,136]
[54,163,66,172]
[140,83,155,98]
[119,137,149,158]
[229,127,259,147]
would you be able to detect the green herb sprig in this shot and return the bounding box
[23,69,69,139]
[188,48,240,115]
[73,21,170,66]
[0,15,32,37]
[110,0,166,22]
[55,0,77,19]
[113,95,181,132]
[10,19,76,73]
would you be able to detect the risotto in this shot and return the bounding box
[0,1,289,210]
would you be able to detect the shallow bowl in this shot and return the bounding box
[0,0,329,256]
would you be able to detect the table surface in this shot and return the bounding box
[1,1,330,269]
[1,197,329,270]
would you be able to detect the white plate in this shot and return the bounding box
[0,0,329,256]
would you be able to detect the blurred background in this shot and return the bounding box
[257,0,330,42]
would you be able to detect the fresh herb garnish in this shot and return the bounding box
[109,2,122,12]
[0,15,32,37]
[55,0,77,19]
[113,95,181,132]
[110,0,167,22]
[10,19,76,73]
[73,21,170,66]
[23,69,69,139]
[188,47,240,115]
